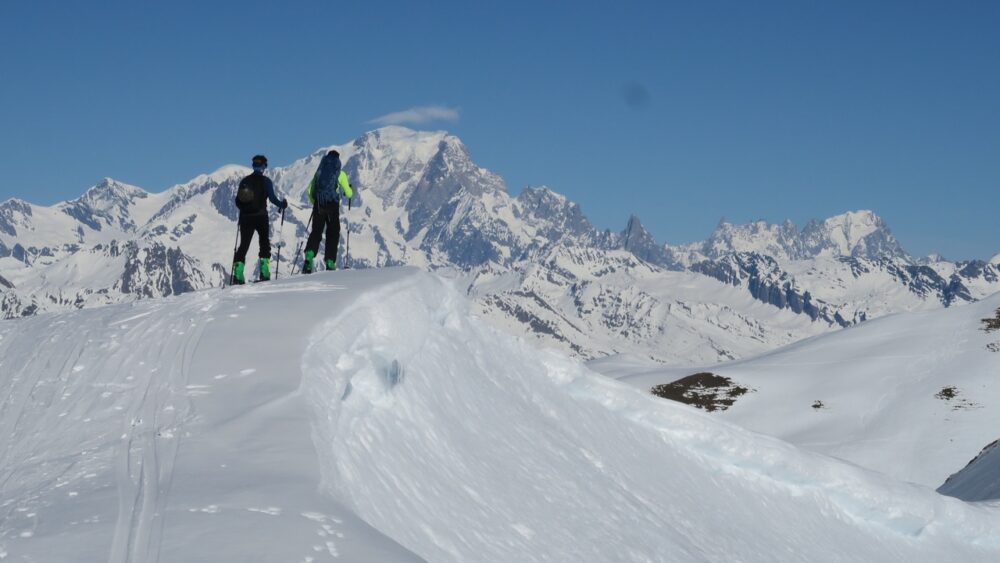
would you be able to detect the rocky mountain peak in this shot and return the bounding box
[0,198,33,214]
[78,178,149,210]
[620,214,671,266]
[515,186,595,242]
[801,210,906,260]
[700,210,906,262]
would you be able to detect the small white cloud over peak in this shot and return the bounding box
[369,105,460,126]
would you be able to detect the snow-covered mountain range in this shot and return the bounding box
[1,127,997,364]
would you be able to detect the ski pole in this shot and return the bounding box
[291,209,314,275]
[275,207,285,279]
[344,199,351,269]
[227,221,240,288]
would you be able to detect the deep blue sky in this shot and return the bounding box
[1,1,997,260]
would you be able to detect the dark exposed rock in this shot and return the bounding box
[0,199,32,237]
[651,372,753,412]
[118,243,205,297]
[982,308,1000,333]
[691,253,842,325]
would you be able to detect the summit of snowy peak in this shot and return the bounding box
[515,186,596,242]
[624,214,646,235]
[621,214,668,265]
[0,198,33,237]
[801,210,907,260]
[991,253,1000,265]
[354,126,454,160]
[52,178,152,233]
[369,125,448,140]
[0,197,33,212]
[201,164,252,184]
[79,178,149,205]
[337,127,474,199]
[517,186,570,208]
[815,210,883,237]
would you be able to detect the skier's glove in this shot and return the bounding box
[280,198,289,210]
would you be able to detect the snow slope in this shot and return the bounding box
[0,270,422,562]
[602,292,1000,490]
[3,268,999,561]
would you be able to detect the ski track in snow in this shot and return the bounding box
[108,295,213,563]
[0,292,217,562]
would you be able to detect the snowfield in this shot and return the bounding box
[2,268,1000,562]
[600,291,1000,492]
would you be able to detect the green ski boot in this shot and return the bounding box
[303,250,315,274]
[325,258,336,271]
[259,257,271,281]
[232,261,246,285]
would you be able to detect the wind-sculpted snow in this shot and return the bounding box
[300,270,1000,562]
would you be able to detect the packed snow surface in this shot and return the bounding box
[2,268,999,561]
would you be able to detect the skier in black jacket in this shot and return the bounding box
[232,154,287,284]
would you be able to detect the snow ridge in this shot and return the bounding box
[301,270,1000,562]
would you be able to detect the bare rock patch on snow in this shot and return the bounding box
[983,307,1000,352]
[935,386,982,411]
[650,372,753,412]
[982,308,1000,332]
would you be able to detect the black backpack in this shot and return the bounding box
[235,174,267,214]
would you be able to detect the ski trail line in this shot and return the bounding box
[108,296,214,563]
[0,315,98,530]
